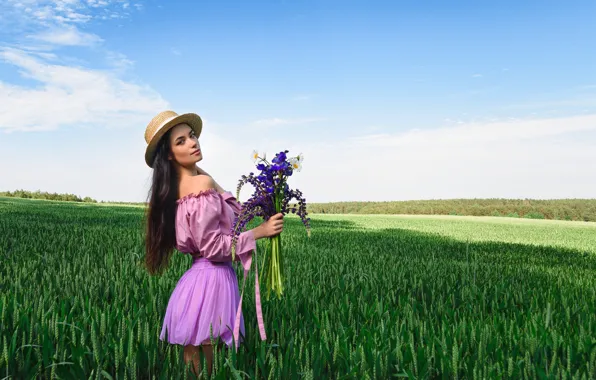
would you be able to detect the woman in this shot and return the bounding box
[142,110,283,376]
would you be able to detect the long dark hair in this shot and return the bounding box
[144,129,179,275]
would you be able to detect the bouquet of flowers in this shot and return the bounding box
[230,149,311,300]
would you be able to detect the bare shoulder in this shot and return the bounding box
[179,175,216,198]
[189,174,216,192]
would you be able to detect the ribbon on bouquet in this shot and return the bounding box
[233,244,266,351]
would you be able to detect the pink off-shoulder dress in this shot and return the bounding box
[159,188,266,348]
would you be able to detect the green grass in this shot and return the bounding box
[313,213,596,255]
[1,197,595,379]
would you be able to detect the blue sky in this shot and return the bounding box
[1,0,595,202]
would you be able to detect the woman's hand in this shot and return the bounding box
[252,213,284,240]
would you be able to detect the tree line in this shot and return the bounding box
[0,189,97,203]
[2,190,595,222]
[306,198,596,222]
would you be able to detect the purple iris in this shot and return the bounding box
[230,150,311,251]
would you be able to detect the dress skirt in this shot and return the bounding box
[159,257,244,347]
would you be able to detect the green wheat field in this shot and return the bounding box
[1,196,596,379]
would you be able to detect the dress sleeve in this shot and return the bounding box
[187,192,254,270]
[220,191,242,216]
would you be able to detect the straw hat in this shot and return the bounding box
[144,110,203,168]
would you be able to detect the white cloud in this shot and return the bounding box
[104,51,134,71]
[0,1,160,133]
[0,0,172,201]
[300,115,596,202]
[348,114,596,148]
[472,73,483,78]
[0,48,168,132]
[148,114,596,203]
[2,0,137,48]
[200,114,596,204]
[13,0,131,23]
[29,26,103,46]
[1,112,594,203]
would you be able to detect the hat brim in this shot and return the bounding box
[145,113,203,168]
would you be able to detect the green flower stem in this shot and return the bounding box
[264,180,285,300]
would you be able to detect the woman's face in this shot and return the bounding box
[168,123,202,167]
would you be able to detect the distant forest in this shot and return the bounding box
[0,189,97,203]
[307,199,596,222]
[2,189,595,222]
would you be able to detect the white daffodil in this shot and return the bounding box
[251,149,259,162]
[290,158,302,172]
